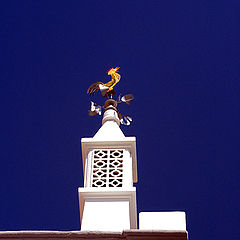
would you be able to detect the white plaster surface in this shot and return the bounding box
[93,107,124,140]
[93,120,125,140]
[102,108,120,126]
[81,138,137,183]
[79,102,138,231]
[78,187,137,231]
[81,200,130,231]
[139,212,186,231]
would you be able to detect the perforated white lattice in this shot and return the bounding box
[91,149,124,187]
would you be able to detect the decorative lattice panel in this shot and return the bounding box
[91,149,124,187]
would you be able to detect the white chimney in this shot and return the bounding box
[78,99,137,231]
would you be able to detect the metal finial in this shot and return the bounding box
[87,67,120,98]
[87,67,134,126]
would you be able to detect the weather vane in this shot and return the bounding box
[87,67,134,125]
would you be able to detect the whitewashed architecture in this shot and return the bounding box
[78,98,187,236]
[78,99,137,231]
[0,99,188,240]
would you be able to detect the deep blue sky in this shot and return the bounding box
[0,1,239,239]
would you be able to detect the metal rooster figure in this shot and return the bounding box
[87,67,120,97]
[87,67,134,125]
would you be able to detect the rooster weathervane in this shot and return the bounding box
[87,67,134,125]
